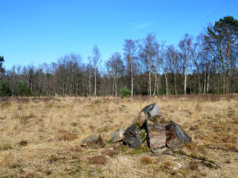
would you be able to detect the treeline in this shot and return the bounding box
[0,16,238,97]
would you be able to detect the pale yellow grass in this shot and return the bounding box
[0,95,238,177]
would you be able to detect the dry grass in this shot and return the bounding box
[87,155,107,165]
[0,95,238,177]
[140,156,153,164]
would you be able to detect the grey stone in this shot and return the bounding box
[110,128,125,143]
[123,124,143,148]
[80,133,105,148]
[141,113,191,152]
[165,120,192,149]
[131,103,160,127]
[141,103,159,118]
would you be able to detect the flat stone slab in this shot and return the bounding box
[80,133,105,148]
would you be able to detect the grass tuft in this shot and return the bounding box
[101,149,119,157]
[140,156,153,164]
[88,155,107,165]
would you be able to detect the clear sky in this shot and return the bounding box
[1,0,238,69]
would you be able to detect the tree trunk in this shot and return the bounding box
[226,40,230,93]
[94,68,96,96]
[112,78,115,96]
[218,60,222,94]
[184,69,187,95]
[115,79,117,96]
[88,70,91,96]
[222,60,226,94]
[153,73,157,95]
[165,71,169,95]
[131,75,133,97]
[203,64,206,94]
[130,58,133,97]
[174,73,177,95]
[184,52,188,95]
[148,57,152,96]
[219,44,226,94]
[153,58,159,95]
[206,62,212,93]
[113,76,117,96]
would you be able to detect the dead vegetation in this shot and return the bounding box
[0,95,238,177]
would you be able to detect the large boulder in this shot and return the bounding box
[80,133,105,148]
[145,120,167,152]
[123,124,144,148]
[165,120,192,148]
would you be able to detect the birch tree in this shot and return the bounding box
[166,45,179,95]
[139,33,157,95]
[124,39,137,97]
[179,34,192,95]
[92,45,101,96]
[153,42,161,95]
[106,52,124,96]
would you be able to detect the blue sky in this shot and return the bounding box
[1,0,238,69]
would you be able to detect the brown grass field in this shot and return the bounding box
[0,95,238,178]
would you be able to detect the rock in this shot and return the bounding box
[132,103,159,127]
[165,120,192,148]
[127,104,192,152]
[135,111,147,127]
[123,124,143,148]
[83,103,192,154]
[110,128,125,143]
[141,103,159,118]
[80,133,105,148]
[142,114,191,152]
[146,120,166,152]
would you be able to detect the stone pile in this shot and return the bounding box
[80,103,192,153]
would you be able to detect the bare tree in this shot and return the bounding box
[92,46,101,96]
[153,42,161,95]
[139,33,157,95]
[106,52,125,96]
[86,57,93,96]
[179,34,192,94]
[166,45,179,95]
[124,39,137,96]
[168,45,179,95]
[2,16,238,97]
[190,37,202,94]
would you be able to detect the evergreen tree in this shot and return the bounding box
[0,80,11,96]
[17,81,31,96]
[0,56,5,80]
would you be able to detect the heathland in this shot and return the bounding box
[0,95,237,177]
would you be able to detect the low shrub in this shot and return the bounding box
[120,87,131,98]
